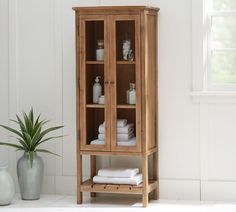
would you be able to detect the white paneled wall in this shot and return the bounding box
[208,104,236,181]
[0,0,9,167]
[1,0,236,201]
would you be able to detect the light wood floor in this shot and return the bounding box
[3,194,236,212]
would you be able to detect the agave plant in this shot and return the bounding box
[0,108,63,167]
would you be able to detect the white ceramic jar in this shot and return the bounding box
[0,166,15,205]
[126,83,136,105]
[96,40,104,61]
[98,95,105,104]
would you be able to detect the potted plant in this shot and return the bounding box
[0,108,63,200]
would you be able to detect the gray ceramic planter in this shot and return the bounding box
[17,152,44,200]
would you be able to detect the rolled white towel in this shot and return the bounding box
[103,119,127,128]
[98,168,139,178]
[99,123,134,134]
[98,133,134,141]
[93,174,142,185]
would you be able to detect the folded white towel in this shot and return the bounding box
[93,174,142,185]
[98,133,134,141]
[90,139,105,145]
[99,123,134,134]
[98,168,139,178]
[117,137,136,146]
[103,119,127,128]
[90,137,136,146]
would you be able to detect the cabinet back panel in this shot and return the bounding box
[116,64,135,105]
[86,108,104,145]
[86,21,104,61]
[116,21,135,61]
[86,64,104,104]
[117,109,136,136]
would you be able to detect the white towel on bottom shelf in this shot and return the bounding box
[99,123,134,134]
[93,174,142,186]
[98,133,134,141]
[90,137,136,146]
[98,168,139,178]
[103,119,127,128]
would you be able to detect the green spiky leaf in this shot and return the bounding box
[35,149,61,157]
[35,135,64,147]
[28,151,34,168]
[0,142,25,150]
[0,125,24,140]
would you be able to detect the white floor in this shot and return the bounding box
[2,194,236,212]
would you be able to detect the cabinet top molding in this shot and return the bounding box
[72,6,160,12]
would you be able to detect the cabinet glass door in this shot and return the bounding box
[79,16,110,151]
[110,15,142,152]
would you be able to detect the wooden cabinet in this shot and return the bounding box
[73,6,159,207]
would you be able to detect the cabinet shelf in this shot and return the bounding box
[86,104,104,108]
[86,61,135,65]
[117,104,136,109]
[81,179,157,195]
[86,61,104,65]
[86,104,135,109]
[117,61,135,65]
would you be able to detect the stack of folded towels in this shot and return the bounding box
[90,119,136,146]
[93,167,142,186]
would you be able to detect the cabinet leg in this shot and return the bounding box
[90,155,96,197]
[153,151,159,200]
[77,154,83,204]
[142,193,148,208]
[77,192,83,204]
[142,155,149,207]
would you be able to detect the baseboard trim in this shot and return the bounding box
[201,181,236,201]
[159,179,200,200]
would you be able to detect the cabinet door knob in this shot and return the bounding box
[110,81,115,84]
[104,81,109,84]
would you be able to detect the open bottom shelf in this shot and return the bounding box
[80,179,158,195]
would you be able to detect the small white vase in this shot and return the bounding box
[0,166,15,206]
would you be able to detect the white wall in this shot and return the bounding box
[0,0,235,201]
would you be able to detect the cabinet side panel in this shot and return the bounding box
[76,12,82,203]
[146,13,158,150]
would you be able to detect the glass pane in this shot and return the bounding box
[85,20,105,146]
[116,64,135,105]
[87,108,104,145]
[211,51,236,84]
[116,21,135,61]
[212,16,236,48]
[116,109,136,147]
[114,20,137,148]
[213,0,236,11]
[86,64,104,104]
[86,21,104,61]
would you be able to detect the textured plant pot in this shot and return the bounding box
[17,152,44,200]
[0,166,15,206]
